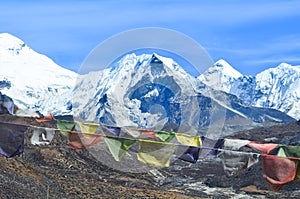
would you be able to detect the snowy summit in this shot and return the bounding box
[0,33,77,115]
[198,59,242,93]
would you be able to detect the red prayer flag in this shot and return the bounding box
[247,142,278,154]
[68,131,103,150]
[262,154,298,192]
[34,113,55,122]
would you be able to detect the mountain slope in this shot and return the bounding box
[200,60,300,120]
[0,33,77,115]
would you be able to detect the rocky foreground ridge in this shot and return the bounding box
[0,114,300,198]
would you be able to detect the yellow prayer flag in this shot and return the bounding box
[77,122,100,137]
[137,140,176,167]
[175,133,201,147]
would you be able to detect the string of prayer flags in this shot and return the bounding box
[247,142,279,154]
[3,118,300,192]
[104,136,137,161]
[56,120,76,136]
[220,150,260,176]
[262,154,299,192]
[34,112,55,122]
[155,131,175,142]
[0,122,29,158]
[30,126,56,145]
[137,140,176,167]
[68,131,103,150]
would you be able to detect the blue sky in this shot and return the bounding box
[1,0,300,75]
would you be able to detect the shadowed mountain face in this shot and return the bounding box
[73,53,295,136]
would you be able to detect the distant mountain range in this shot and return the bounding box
[0,33,297,135]
[199,59,300,120]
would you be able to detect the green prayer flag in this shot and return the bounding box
[155,131,175,142]
[104,136,137,161]
[56,120,76,136]
[277,145,300,158]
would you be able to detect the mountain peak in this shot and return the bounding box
[198,59,242,92]
[214,59,243,78]
[0,33,26,50]
[0,33,77,115]
[150,53,163,64]
[257,62,300,80]
[276,62,300,72]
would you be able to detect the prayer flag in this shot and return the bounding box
[0,122,28,158]
[137,140,176,167]
[104,136,137,161]
[30,126,55,145]
[179,146,200,163]
[200,136,224,157]
[140,130,156,139]
[176,134,201,163]
[220,150,259,176]
[175,133,201,146]
[262,154,298,192]
[101,125,121,136]
[56,120,76,136]
[124,128,156,139]
[223,139,250,150]
[276,145,300,158]
[68,131,103,150]
[77,122,100,137]
[247,142,279,154]
[34,112,55,122]
[155,131,175,142]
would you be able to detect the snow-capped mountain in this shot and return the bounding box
[73,53,295,135]
[0,33,296,135]
[199,60,300,120]
[0,33,77,115]
[198,59,242,93]
[73,53,201,128]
